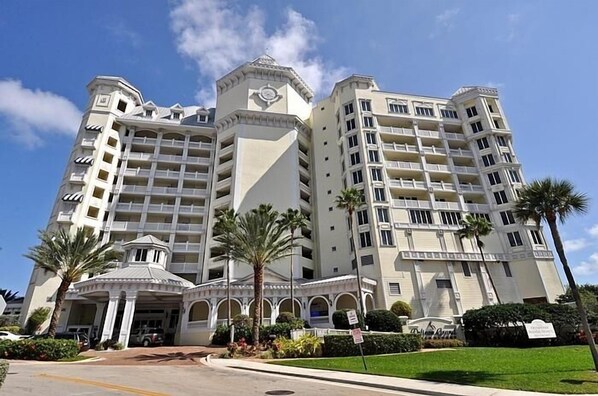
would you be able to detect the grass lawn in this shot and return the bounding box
[272,346,598,394]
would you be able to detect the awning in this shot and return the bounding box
[62,192,84,202]
[85,124,103,132]
[74,156,94,165]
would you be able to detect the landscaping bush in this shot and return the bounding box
[323,334,422,357]
[272,334,322,358]
[24,307,50,335]
[0,339,79,361]
[260,320,304,342]
[211,324,253,345]
[276,312,295,323]
[423,339,465,348]
[0,360,7,389]
[365,310,402,332]
[332,309,364,330]
[0,326,23,335]
[233,314,252,328]
[537,303,580,345]
[0,316,20,328]
[390,300,412,318]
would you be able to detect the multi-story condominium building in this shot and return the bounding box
[21,55,564,345]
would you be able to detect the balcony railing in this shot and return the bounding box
[393,199,431,209]
[109,221,140,231]
[421,146,446,155]
[126,152,153,161]
[459,183,485,193]
[180,188,208,197]
[155,170,180,179]
[452,165,477,175]
[386,161,422,171]
[449,148,473,157]
[69,172,87,183]
[434,201,461,210]
[425,163,450,172]
[442,132,466,141]
[417,129,441,139]
[430,181,456,191]
[57,211,74,223]
[124,168,151,178]
[116,203,145,212]
[183,172,209,181]
[176,224,204,232]
[464,203,490,212]
[144,223,173,232]
[81,138,96,148]
[388,179,426,189]
[147,204,175,213]
[119,185,149,194]
[382,143,418,153]
[173,242,202,252]
[178,205,205,214]
[378,126,415,136]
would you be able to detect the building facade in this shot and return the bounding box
[20,56,564,345]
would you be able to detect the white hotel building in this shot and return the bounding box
[21,56,564,345]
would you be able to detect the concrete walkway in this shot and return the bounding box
[204,356,598,396]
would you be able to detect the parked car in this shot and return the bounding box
[129,328,164,347]
[37,332,90,351]
[0,331,27,341]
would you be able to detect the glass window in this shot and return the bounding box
[389,103,408,114]
[507,231,523,247]
[344,102,354,115]
[371,168,383,181]
[360,100,371,112]
[488,171,502,185]
[377,207,390,223]
[374,188,386,202]
[494,190,508,205]
[471,121,484,133]
[363,116,374,127]
[415,106,434,116]
[352,170,363,185]
[357,209,369,225]
[466,106,478,118]
[461,261,471,277]
[380,230,394,246]
[359,231,372,248]
[409,210,433,224]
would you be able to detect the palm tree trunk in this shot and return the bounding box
[548,220,598,371]
[476,237,501,304]
[48,278,70,338]
[252,267,263,346]
[348,212,366,320]
[226,257,231,327]
[290,232,295,318]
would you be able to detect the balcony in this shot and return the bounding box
[180,188,208,197]
[147,204,175,214]
[219,144,234,157]
[160,138,185,148]
[81,138,96,148]
[452,165,478,175]
[421,146,446,156]
[157,154,184,163]
[183,172,209,181]
[116,203,145,212]
[176,224,204,232]
[150,186,179,196]
[300,181,311,195]
[132,136,158,146]
[109,221,140,231]
[459,183,485,193]
[56,211,74,223]
[392,199,431,209]
[168,263,198,273]
[188,141,213,150]
[382,143,418,154]
[69,172,87,184]
[123,168,151,178]
[184,156,211,165]
[417,129,441,139]
[388,179,426,190]
[144,223,173,232]
[425,163,450,173]
[126,152,153,161]
[178,205,205,215]
[430,181,456,191]
[119,185,149,195]
[449,148,473,158]
[378,126,414,136]
[173,242,202,252]
[155,169,181,180]
[442,132,466,141]
[216,177,231,191]
[464,203,490,212]
[434,201,461,210]
[386,161,422,171]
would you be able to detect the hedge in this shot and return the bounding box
[211,324,253,345]
[332,309,364,330]
[0,360,7,389]
[365,310,402,332]
[423,339,465,348]
[0,339,79,361]
[390,300,412,318]
[323,334,422,357]
[0,326,22,335]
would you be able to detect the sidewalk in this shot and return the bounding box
[204,356,598,396]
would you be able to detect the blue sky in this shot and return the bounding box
[1,0,597,294]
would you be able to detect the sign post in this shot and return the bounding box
[347,310,367,371]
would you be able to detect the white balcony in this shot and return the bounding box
[393,199,431,209]
[216,177,231,191]
[132,136,158,146]
[151,186,179,195]
[144,223,173,232]
[180,188,208,197]
[81,138,96,148]
[109,221,140,231]
[183,172,209,181]
[386,161,422,171]
[388,179,426,189]
[157,154,184,163]
[422,146,447,155]
[417,129,441,139]
[299,151,309,163]
[69,172,87,183]
[217,159,233,172]
[116,203,145,212]
[219,144,234,157]
[168,263,198,273]
[123,168,151,178]
[160,138,185,148]
[378,126,415,136]
[147,204,175,213]
[57,211,74,223]
[382,143,418,153]
[464,203,490,212]
[176,224,204,232]
[126,152,153,161]
[155,169,180,179]
[119,185,149,194]
[459,184,485,193]
[430,181,456,191]
[300,181,311,195]
[425,164,450,173]
[442,132,466,141]
[173,242,202,252]
[452,165,478,175]
[178,205,205,215]
[449,148,473,157]
[185,156,211,165]
[188,141,213,150]
[434,201,461,210]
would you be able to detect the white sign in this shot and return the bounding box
[525,319,557,339]
[0,295,5,316]
[351,328,364,344]
[346,309,359,325]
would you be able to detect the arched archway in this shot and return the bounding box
[188,300,209,323]
[216,299,242,325]
[365,294,375,312]
[163,132,185,141]
[134,130,157,139]
[248,299,273,325]
[334,293,357,311]
[278,298,302,318]
[308,296,329,327]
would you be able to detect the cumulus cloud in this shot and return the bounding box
[429,8,460,38]
[170,0,346,105]
[0,79,81,148]
[573,253,598,276]
[564,238,590,252]
[588,224,598,238]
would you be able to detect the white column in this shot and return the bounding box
[446,262,463,315]
[93,302,106,339]
[117,291,137,347]
[271,297,279,323]
[208,298,218,329]
[414,261,429,317]
[100,292,120,342]
[478,262,496,305]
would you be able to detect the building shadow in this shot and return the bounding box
[128,351,211,363]
[561,378,598,385]
[414,370,500,385]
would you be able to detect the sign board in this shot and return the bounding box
[525,319,556,339]
[346,309,359,325]
[351,328,364,344]
[0,295,5,316]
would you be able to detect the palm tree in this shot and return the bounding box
[514,178,598,371]
[457,214,501,304]
[213,208,238,327]
[0,289,19,302]
[226,204,293,344]
[335,188,367,317]
[25,227,121,338]
[278,208,308,317]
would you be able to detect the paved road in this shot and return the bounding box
[3,361,404,396]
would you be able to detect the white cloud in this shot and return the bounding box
[105,21,143,48]
[564,238,590,252]
[588,224,598,238]
[170,0,347,105]
[573,253,598,276]
[429,8,460,38]
[0,79,81,148]
[500,12,521,43]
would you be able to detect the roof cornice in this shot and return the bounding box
[215,109,310,136]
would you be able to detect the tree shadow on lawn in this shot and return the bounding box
[561,378,598,385]
[414,370,501,385]
[129,351,211,363]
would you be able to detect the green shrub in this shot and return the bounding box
[0,326,23,335]
[423,339,465,348]
[390,300,412,318]
[25,307,51,335]
[0,360,7,389]
[324,334,421,357]
[260,320,304,342]
[0,339,79,361]
[273,335,322,358]
[365,310,402,332]
[112,342,125,350]
[276,312,295,323]
[332,309,364,330]
[211,324,253,345]
[0,315,19,328]
[233,314,252,328]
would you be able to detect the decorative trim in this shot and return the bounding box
[215,109,311,137]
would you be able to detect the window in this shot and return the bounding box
[346,119,356,131]
[441,109,458,119]
[361,255,374,265]
[368,150,380,163]
[482,154,495,167]
[502,153,513,163]
[198,114,208,123]
[323,141,328,146]
[488,104,495,113]
[374,188,386,202]
[494,190,508,205]
[363,116,374,127]
[111,121,120,131]
[436,279,453,289]
[389,283,401,295]
[92,187,104,199]
[440,211,462,225]
[145,109,153,117]
[360,100,371,112]
[488,171,502,185]
[466,106,478,118]
[461,261,471,277]
[347,134,359,148]
[117,100,127,112]
[350,152,361,166]
[331,246,336,252]
[471,121,484,133]
[409,210,433,224]
[102,152,114,164]
[507,231,523,247]
[366,132,377,144]
[172,112,181,120]
[389,103,408,114]
[153,250,161,263]
[496,135,508,147]
[377,207,390,223]
[503,262,513,277]
[135,249,148,262]
[352,170,363,185]
[415,106,434,117]
[477,137,490,150]
[357,209,369,225]
[500,210,516,225]
[493,119,502,129]
[86,206,99,219]
[508,169,521,183]
[530,230,544,245]
[371,168,383,181]
[359,231,372,248]
[380,230,394,246]
[344,102,354,115]
[472,213,491,221]
[107,137,117,148]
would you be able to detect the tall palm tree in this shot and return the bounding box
[278,208,308,317]
[213,208,238,327]
[514,178,598,371]
[335,188,367,317]
[25,227,121,338]
[457,214,501,304]
[226,204,293,344]
[0,289,19,302]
